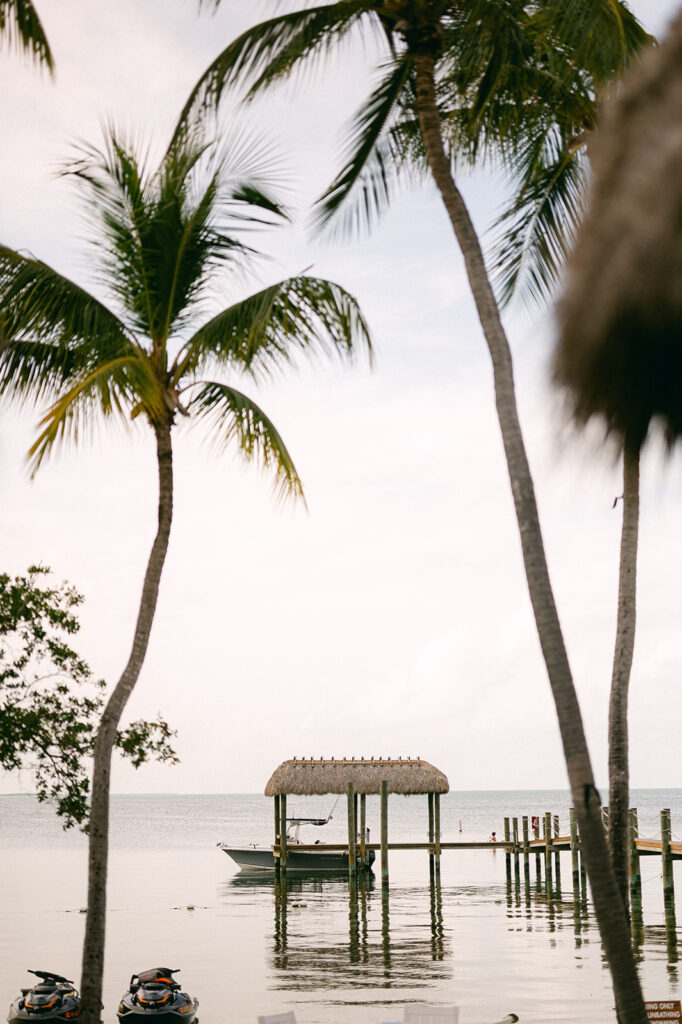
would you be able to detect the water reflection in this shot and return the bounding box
[502,865,591,952]
[225,872,451,994]
[223,862,682,1005]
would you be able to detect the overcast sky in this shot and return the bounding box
[2,0,681,797]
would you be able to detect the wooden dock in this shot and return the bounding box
[274,803,681,930]
[265,758,680,940]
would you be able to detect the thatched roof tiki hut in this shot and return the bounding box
[265,756,450,881]
[555,11,682,452]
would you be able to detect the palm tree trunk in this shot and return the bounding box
[412,54,646,1024]
[608,447,640,915]
[79,421,174,1024]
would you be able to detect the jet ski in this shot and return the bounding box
[116,969,198,1023]
[7,971,80,1022]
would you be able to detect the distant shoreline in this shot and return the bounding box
[2,786,681,797]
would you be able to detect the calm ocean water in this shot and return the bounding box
[2,790,682,1023]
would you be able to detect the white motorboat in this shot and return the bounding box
[219,813,375,873]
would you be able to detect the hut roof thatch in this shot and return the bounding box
[264,757,449,796]
[554,15,682,452]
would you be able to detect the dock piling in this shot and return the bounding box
[661,808,675,903]
[360,793,366,867]
[512,817,520,885]
[434,792,441,877]
[629,807,641,905]
[533,815,541,884]
[428,793,435,878]
[569,807,579,898]
[522,815,530,885]
[279,794,288,874]
[274,794,281,876]
[347,782,357,881]
[381,779,389,885]
[544,812,553,889]
[504,817,511,884]
[553,814,561,891]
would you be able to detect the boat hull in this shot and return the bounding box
[220,845,375,873]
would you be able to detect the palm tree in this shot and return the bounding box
[555,10,682,917]
[1,0,53,70]
[609,446,639,916]
[422,0,645,925]
[0,123,371,1023]
[178,2,651,1020]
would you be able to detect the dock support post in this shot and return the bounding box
[544,812,553,889]
[662,809,678,963]
[533,815,541,884]
[553,814,561,891]
[569,807,580,898]
[512,817,520,885]
[629,807,641,907]
[347,782,357,881]
[522,816,530,885]
[360,793,366,868]
[504,817,511,884]
[428,793,435,878]
[274,795,281,875]
[579,826,587,897]
[279,794,287,874]
[381,780,389,886]
[434,792,441,878]
[661,808,675,903]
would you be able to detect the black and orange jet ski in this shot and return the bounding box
[7,971,80,1022]
[116,969,198,1024]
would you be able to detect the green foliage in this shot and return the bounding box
[0,0,53,71]
[0,124,371,488]
[0,566,178,829]
[186,0,652,308]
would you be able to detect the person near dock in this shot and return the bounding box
[489,831,497,842]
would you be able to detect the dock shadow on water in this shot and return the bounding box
[223,873,451,1000]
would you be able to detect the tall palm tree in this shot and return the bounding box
[609,446,639,916]
[0,124,371,1023]
[178,2,650,1020]
[555,10,682,920]
[1,0,53,70]
[420,0,645,924]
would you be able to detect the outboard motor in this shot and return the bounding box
[7,971,80,1022]
[117,969,198,1023]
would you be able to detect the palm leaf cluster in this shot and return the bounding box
[0,0,52,69]
[186,0,651,307]
[0,127,371,493]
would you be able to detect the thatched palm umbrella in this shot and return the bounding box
[555,10,682,452]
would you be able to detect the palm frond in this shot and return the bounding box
[435,0,594,165]
[491,136,588,309]
[0,0,53,70]
[64,126,290,342]
[532,0,654,84]
[0,247,132,404]
[176,275,372,382]
[206,125,291,226]
[313,55,416,236]
[174,2,373,135]
[27,355,158,474]
[185,380,304,503]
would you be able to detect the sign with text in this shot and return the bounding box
[646,1001,682,1022]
